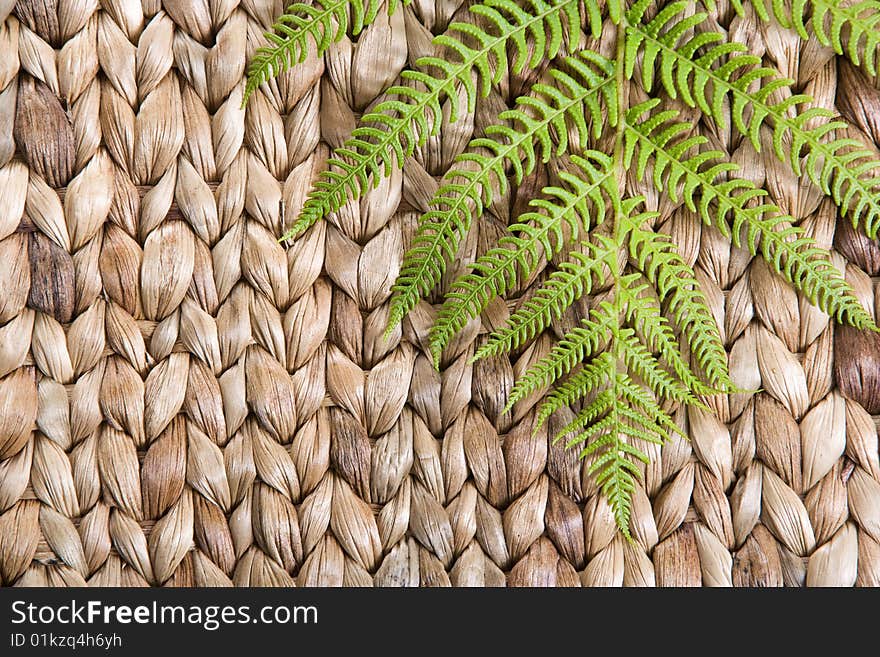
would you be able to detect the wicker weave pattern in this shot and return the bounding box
[0,0,879,587]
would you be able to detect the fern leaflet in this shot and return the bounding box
[536,352,614,426]
[473,236,616,361]
[625,214,732,389]
[734,0,880,76]
[507,298,619,407]
[617,279,720,399]
[245,0,402,106]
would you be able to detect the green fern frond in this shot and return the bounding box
[617,327,698,406]
[556,369,682,449]
[617,280,721,399]
[624,213,732,389]
[504,195,725,532]
[386,51,617,333]
[507,298,619,408]
[536,352,614,426]
[624,100,877,331]
[244,0,398,106]
[626,1,880,238]
[733,0,880,76]
[281,0,596,240]
[558,390,617,443]
[552,358,666,535]
[472,235,616,362]
[616,373,687,440]
[428,151,617,365]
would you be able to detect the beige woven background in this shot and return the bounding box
[2,0,880,586]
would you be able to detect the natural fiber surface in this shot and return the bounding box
[2,0,880,587]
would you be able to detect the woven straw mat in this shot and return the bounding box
[1,0,880,588]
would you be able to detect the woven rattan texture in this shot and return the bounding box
[2,0,880,587]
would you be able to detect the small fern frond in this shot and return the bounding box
[507,299,618,408]
[536,352,614,427]
[244,0,396,106]
[428,151,617,365]
[591,446,639,537]
[617,326,698,406]
[624,215,732,389]
[627,2,880,238]
[624,100,877,331]
[617,280,719,400]
[552,352,687,537]
[616,374,687,441]
[507,195,731,534]
[561,395,617,446]
[282,0,596,240]
[386,50,616,333]
[558,361,664,536]
[540,329,691,534]
[734,0,880,76]
[473,236,616,361]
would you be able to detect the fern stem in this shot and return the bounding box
[611,8,628,340]
[613,16,628,209]
[604,13,633,537]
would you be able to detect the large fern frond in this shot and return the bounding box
[386,51,617,333]
[281,0,597,240]
[427,151,617,364]
[626,0,880,237]
[254,0,880,539]
[624,99,877,331]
